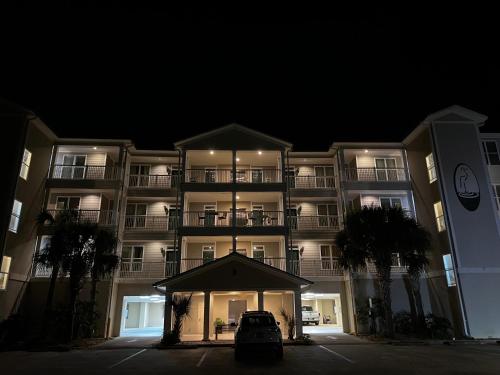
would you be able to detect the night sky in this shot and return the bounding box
[1,5,498,151]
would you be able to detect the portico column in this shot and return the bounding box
[258,290,264,311]
[294,289,303,337]
[203,291,211,341]
[163,291,173,335]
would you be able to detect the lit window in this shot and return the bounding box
[425,153,437,183]
[19,149,32,180]
[433,201,446,232]
[442,254,457,287]
[121,246,144,272]
[483,141,500,165]
[9,200,22,233]
[0,256,12,290]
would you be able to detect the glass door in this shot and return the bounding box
[164,245,176,277]
[315,165,334,188]
[375,158,397,181]
[202,245,215,264]
[252,245,265,262]
[285,167,296,188]
[317,204,337,227]
[204,205,217,227]
[290,245,300,275]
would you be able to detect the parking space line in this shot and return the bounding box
[326,336,337,340]
[108,349,147,368]
[196,351,208,367]
[319,345,355,364]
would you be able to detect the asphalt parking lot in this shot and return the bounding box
[3,340,500,375]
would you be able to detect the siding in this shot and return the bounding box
[185,241,281,258]
[121,242,171,262]
[48,193,102,210]
[293,240,338,259]
[55,152,107,166]
[355,155,404,169]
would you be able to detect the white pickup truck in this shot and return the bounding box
[301,306,320,325]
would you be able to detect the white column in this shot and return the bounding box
[163,292,173,335]
[203,291,211,341]
[258,290,264,311]
[294,289,303,337]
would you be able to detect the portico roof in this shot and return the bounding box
[153,252,312,292]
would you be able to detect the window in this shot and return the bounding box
[56,196,81,210]
[252,245,265,262]
[375,158,398,181]
[0,256,12,290]
[425,153,437,183]
[320,244,335,270]
[19,149,32,180]
[129,165,151,186]
[60,154,87,179]
[202,245,215,264]
[317,204,337,227]
[443,254,457,287]
[314,165,335,188]
[9,200,22,233]
[380,197,402,209]
[434,201,446,232]
[251,168,263,183]
[126,203,147,228]
[121,246,144,272]
[483,141,500,165]
[163,245,176,277]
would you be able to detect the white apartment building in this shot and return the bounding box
[1,105,500,340]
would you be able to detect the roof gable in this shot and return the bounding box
[154,252,311,291]
[174,124,292,150]
[425,105,488,125]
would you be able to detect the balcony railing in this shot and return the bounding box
[51,165,119,180]
[185,169,232,183]
[287,176,335,189]
[129,174,177,189]
[289,258,344,277]
[180,257,287,273]
[344,168,407,182]
[184,168,282,183]
[234,169,282,183]
[44,209,115,226]
[183,211,284,227]
[124,215,178,231]
[118,261,177,279]
[289,216,340,231]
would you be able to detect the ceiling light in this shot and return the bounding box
[93,147,97,150]
[236,157,240,162]
[210,150,214,155]
[258,151,262,155]
[236,195,240,200]
[364,149,369,153]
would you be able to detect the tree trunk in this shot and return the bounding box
[41,263,60,337]
[403,275,418,333]
[377,267,394,338]
[410,273,426,335]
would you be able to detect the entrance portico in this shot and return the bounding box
[154,252,312,341]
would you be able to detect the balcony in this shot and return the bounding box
[44,209,115,226]
[289,215,340,231]
[118,261,177,280]
[129,174,178,189]
[344,167,407,182]
[287,175,335,189]
[184,168,282,184]
[124,215,177,231]
[51,165,119,180]
[183,211,284,227]
[289,258,344,277]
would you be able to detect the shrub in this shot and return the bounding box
[425,314,453,339]
[393,311,414,335]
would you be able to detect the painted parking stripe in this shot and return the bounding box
[108,349,147,368]
[319,345,355,364]
[326,336,337,340]
[196,351,208,367]
[126,339,137,343]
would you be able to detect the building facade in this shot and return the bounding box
[1,105,500,339]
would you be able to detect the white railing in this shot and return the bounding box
[185,169,233,183]
[289,258,344,277]
[344,168,407,182]
[51,165,119,180]
[182,211,284,227]
[287,176,335,189]
[118,261,177,279]
[124,215,177,231]
[289,216,339,231]
[45,209,115,226]
[234,169,282,183]
[128,174,176,189]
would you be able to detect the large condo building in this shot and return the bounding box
[1,104,500,340]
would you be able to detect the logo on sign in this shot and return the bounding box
[454,163,480,211]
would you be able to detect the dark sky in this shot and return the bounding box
[1,5,499,151]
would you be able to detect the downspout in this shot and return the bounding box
[172,148,181,274]
[286,149,293,271]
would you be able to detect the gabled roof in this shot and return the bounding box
[174,123,293,150]
[424,105,488,125]
[153,252,311,292]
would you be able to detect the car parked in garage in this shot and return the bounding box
[302,306,320,325]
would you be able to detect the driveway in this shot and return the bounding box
[3,342,500,374]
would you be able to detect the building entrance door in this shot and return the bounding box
[228,300,247,325]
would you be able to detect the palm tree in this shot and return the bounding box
[35,209,79,334]
[399,221,431,334]
[87,228,119,337]
[279,307,295,340]
[163,294,192,344]
[335,206,415,337]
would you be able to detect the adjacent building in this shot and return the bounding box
[1,104,499,339]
